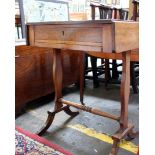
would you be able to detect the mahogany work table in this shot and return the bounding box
[26,20,139,155]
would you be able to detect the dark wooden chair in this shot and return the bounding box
[132,0,139,21]
[81,1,139,103]
[85,3,114,88]
[85,3,129,88]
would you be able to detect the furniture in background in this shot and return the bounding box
[15,1,23,39]
[15,45,81,115]
[109,0,139,93]
[15,15,22,39]
[18,0,69,39]
[85,3,114,88]
[84,2,139,94]
[131,0,139,21]
[131,0,139,92]
[70,12,87,21]
[15,0,75,115]
[84,3,127,88]
[26,20,139,155]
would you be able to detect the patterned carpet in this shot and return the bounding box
[15,127,74,155]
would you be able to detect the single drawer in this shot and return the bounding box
[34,25,102,45]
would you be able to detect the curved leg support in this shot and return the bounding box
[80,100,85,105]
[36,111,55,136]
[64,106,79,117]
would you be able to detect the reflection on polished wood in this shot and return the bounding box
[15,45,81,115]
[26,20,139,155]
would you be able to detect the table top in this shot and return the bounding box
[27,20,139,53]
[27,19,138,26]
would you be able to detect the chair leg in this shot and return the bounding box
[16,25,20,39]
[84,55,89,88]
[85,55,88,73]
[80,53,85,105]
[130,62,139,94]
[112,60,119,79]
[90,56,99,88]
[105,59,111,88]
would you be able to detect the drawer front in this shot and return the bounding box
[28,24,113,52]
[63,27,102,43]
[34,25,102,44]
[35,26,64,41]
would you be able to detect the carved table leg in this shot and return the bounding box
[36,49,79,135]
[36,111,55,136]
[110,51,137,154]
[110,140,120,155]
[119,51,131,129]
[36,49,63,135]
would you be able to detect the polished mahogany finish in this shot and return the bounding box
[15,45,81,114]
[26,20,139,155]
[26,20,138,53]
